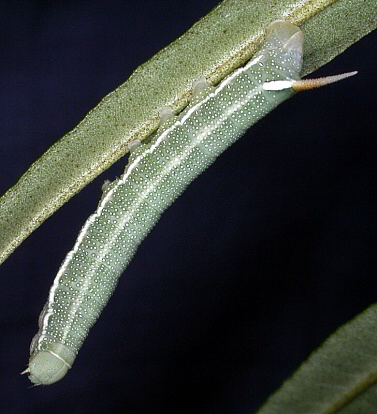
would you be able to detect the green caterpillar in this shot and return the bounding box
[24,20,356,385]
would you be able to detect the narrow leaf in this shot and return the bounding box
[257,305,377,413]
[0,0,376,264]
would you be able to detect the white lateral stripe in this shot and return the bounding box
[263,80,293,90]
[38,50,266,347]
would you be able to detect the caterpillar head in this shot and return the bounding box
[27,351,70,385]
[22,342,74,385]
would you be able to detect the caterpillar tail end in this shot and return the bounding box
[28,351,70,385]
[266,20,304,56]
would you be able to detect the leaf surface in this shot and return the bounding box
[257,305,377,413]
[0,0,376,263]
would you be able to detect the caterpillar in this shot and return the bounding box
[23,20,356,385]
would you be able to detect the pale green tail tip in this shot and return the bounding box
[27,351,70,385]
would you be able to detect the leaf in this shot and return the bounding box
[1,2,376,409]
[0,0,376,265]
[257,305,377,413]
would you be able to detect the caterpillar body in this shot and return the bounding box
[24,21,356,385]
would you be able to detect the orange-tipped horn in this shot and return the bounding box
[291,71,358,91]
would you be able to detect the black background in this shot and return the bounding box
[0,1,376,413]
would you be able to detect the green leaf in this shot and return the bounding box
[257,305,377,413]
[0,0,376,264]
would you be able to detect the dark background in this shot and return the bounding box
[0,1,376,413]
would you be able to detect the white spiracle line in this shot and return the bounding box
[37,52,266,349]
